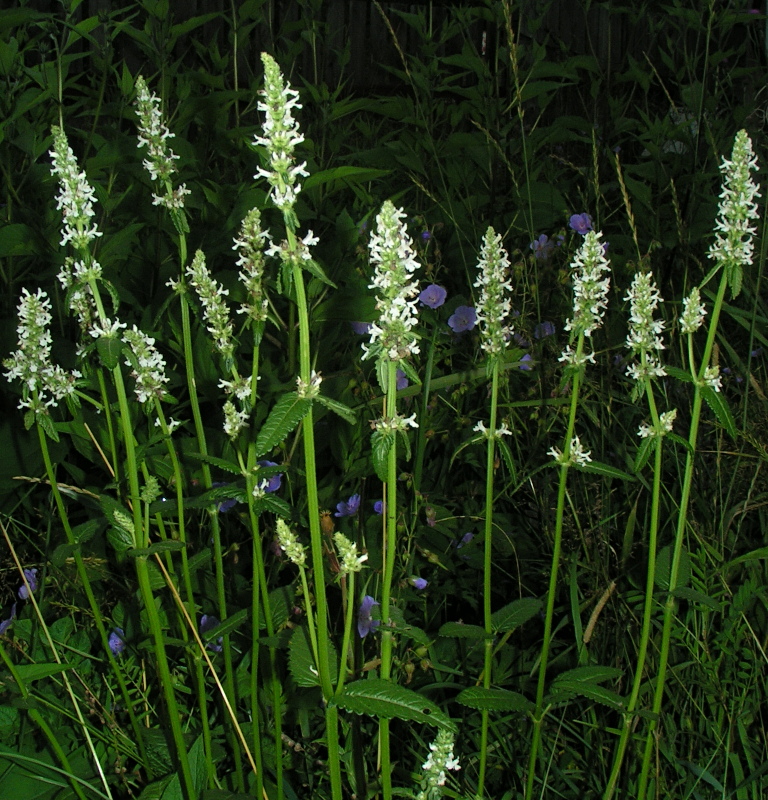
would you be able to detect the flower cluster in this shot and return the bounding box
[548,436,592,467]
[3,289,80,415]
[296,370,322,399]
[473,226,514,358]
[625,271,666,382]
[416,729,461,800]
[134,75,189,209]
[362,201,422,363]
[333,532,367,575]
[122,325,169,405]
[680,286,706,334]
[473,421,513,440]
[233,207,271,323]
[276,518,306,567]
[374,413,419,432]
[559,230,611,367]
[50,126,103,251]
[638,408,677,438]
[186,250,236,363]
[708,130,761,297]
[254,52,308,216]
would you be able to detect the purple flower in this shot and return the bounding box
[530,234,554,260]
[257,460,282,493]
[518,353,533,371]
[419,284,447,309]
[358,595,380,638]
[373,500,384,514]
[109,628,125,656]
[421,230,432,241]
[534,321,556,339]
[456,532,474,549]
[351,321,372,335]
[513,333,530,348]
[335,493,361,517]
[0,603,17,635]
[396,369,409,390]
[410,577,428,590]
[200,614,223,652]
[448,305,477,333]
[18,568,38,600]
[569,213,593,235]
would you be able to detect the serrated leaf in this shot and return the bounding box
[701,385,737,439]
[551,665,623,684]
[547,680,625,710]
[491,598,542,633]
[107,526,133,556]
[96,336,123,370]
[655,544,691,590]
[128,540,186,557]
[185,453,243,475]
[315,394,356,425]
[303,258,337,288]
[438,622,490,640]
[497,438,517,483]
[633,435,654,473]
[332,679,457,732]
[456,687,533,713]
[288,625,338,688]
[255,393,311,458]
[371,428,394,482]
[671,586,719,609]
[577,459,635,481]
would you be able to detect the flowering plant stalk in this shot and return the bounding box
[257,51,341,800]
[362,199,421,799]
[526,229,610,800]
[134,79,244,791]
[633,130,760,800]
[47,124,197,800]
[472,226,513,797]
[602,269,673,800]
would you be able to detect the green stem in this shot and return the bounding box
[477,359,500,799]
[525,340,584,800]
[635,270,729,800]
[290,250,342,800]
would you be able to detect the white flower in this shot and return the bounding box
[333,532,367,575]
[474,420,513,439]
[625,271,667,382]
[374,413,419,432]
[561,229,611,345]
[223,401,249,439]
[680,287,706,334]
[703,365,722,392]
[473,226,513,358]
[548,436,592,467]
[122,325,169,404]
[234,207,271,322]
[296,370,322,399]
[187,250,236,362]
[708,130,761,297]
[255,53,308,215]
[276,519,306,567]
[416,729,460,800]
[638,408,677,438]
[363,201,421,363]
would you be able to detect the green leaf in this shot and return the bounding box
[456,687,533,713]
[491,598,542,633]
[577,460,635,481]
[671,586,719,609]
[655,544,691,590]
[633,435,654,473]
[496,438,517,484]
[14,663,72,683]
[701,385,737,439]
[96,336,123,370]
[0,223,38,256]
[185,453,243,475]
[371,428,394,482]
[438,622,490,640]
[288,625,330,688]
[254,393,311,458]
[315,394,356,425]
[199,608,249,643]
[303,166,390,191]
[332,679,457,732]
[128,540,186,557]
[547,680,625,710]
[551,665,623,684]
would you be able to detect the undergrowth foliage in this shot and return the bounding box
[1,4,768,800]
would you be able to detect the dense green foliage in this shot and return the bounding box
[1,2,768,800]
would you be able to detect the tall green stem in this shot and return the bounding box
[525,343,583,800]
[477,359,500,798]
